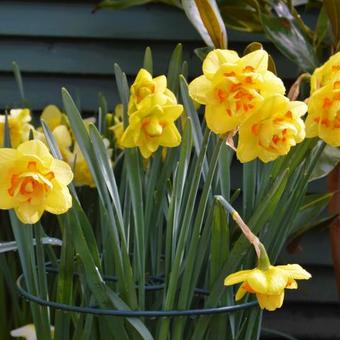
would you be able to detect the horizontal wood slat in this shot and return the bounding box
[0,2,267,42]
[0,74,118,112]
[0,38,299,79]
[263,303,340,339]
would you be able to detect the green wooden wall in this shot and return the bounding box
[0,1,338,338]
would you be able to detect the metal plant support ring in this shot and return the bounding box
[16,273,258,317]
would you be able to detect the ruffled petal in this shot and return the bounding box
[41,105,62,130]
[44,182,72,214]
[15,204,44,224]
[188,76,213,104]
[205,104,239,134]
[50,159,73,186]
[239,50,268,73]
[203,49,239,78]
[17,140,53,165]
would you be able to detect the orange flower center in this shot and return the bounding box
[216,65,257,115]
[8,161,54,204]
[141,117,164,137]
[314,85,340,129]
[136,84,155,103]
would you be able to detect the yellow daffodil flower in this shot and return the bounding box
[225,264,311,311]
[311,52,340,93]
[11,323,54,340]
[68,142,96,188]
[0,109,32,147]
[188,49,285,135]
[237,95,307,163]
[0,140,73,224]
[306,80,340,146]
[41,105,65,131]
[110,104,125,149]
[120,92,183,159]
[225,243,311,311]
[129,68,171,114]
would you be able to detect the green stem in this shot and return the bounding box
[34,223,52,340]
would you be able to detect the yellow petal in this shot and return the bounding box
[159,124,181,147]
[286,279,298,289]
[0,148,19,165]
[153,75,167,93]
[205,104,239,134]
[188,76,213,104]
[139,143,153,159]
[44,182,72,214]
[247,269,268,293]
[135,68,152,83]
[276,264,312,280]
[17,140,53,164]
[52,125,72,149]
[256,292,285,311]
[239,50,268,73]
[235,284,248,301]
[162,104,183,121]
[0,177,14,209]
[288,101,308,117]
[203,49,239,78]
[261,71,286,97]
[50,159,73,185]
[15,204,44,224]
[265,267,288,294]
[41,105,62,130]
[224,269,252,286]
[120,124,141,148]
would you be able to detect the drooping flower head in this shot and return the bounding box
[237,95,307,163]
[0,109,32,147]
[225,263,311,311]
[225,244,311,311]
[188,49,285,135]
[0,140,73,224]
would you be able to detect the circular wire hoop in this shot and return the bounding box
[17,273,258,317]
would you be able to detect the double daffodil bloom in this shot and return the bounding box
[129,68,171,114]
[188,49,285,135]
[11,324,54,340]
[225,244,311,311]
[41,105,67,131]
[305,53,340,147]
[0,109,32,147]
[237,95,307,163]
[37,105,101,187]
[0,140,73,224]
[120,92,182,159]
[310,51,340,93]
[110,103,125,149]
[306,81,340,146]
